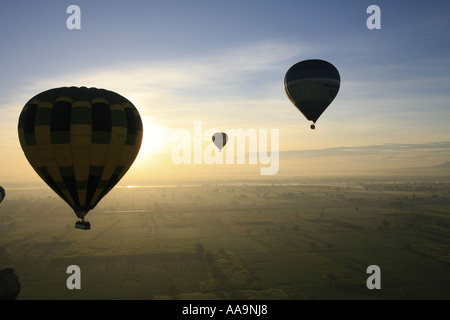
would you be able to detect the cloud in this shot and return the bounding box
[6,37,450,160]
[272,141,450,175]
[11,40,306,128]
[282,141,450,163]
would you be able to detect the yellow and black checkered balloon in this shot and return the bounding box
[18,87,143,220]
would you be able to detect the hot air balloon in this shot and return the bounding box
[284,59,340,129]
[0,268,20,300]
[18,87,143,229]
[212,132,228,152]
[0,186,5,203]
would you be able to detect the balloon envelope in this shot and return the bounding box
[212,132,228,151]
[284,59,340,125]
[0,186,4,203]
[18,86,143,220]
[0,268,20,300]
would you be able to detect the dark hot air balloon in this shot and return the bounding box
[0,268,20,300]
[284,59,340,129]
[18,87,143,229]
[212,132,228,152]
[0,186,4,203]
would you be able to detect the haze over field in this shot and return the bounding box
[2,178,450,300]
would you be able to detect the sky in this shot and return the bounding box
[1,0,450,186]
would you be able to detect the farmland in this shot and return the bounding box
[1,175,450,299]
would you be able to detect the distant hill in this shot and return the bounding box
[386,161,450,175]
[431,161,450,169]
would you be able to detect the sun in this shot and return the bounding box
[138,116,168,158]
[124,116,171,182]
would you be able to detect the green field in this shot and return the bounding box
[1,175,450,299]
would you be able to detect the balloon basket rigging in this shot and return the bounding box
[75,220,91,230]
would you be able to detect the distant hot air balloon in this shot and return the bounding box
[212,132,228,152]
[284,59,340,129]
[0,186,4,203]
[18,87,143,229]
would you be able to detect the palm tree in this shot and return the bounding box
[195,242,205,256]
[381,220,390,229]
[327,272,336,289]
